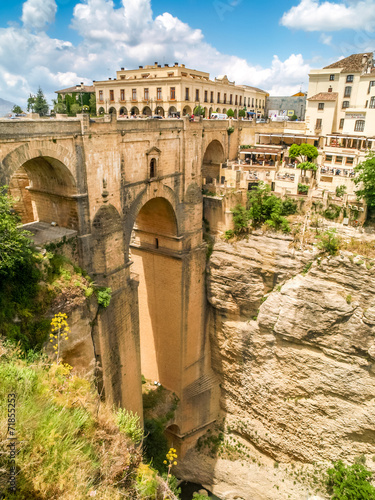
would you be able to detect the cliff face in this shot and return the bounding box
[207,235,375,464]
[179,234,375,498]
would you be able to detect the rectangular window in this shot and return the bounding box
[354,120,365,132]
[344,86,352,97]
[342,101,349,108]
[346,157,354,165]
[224,93,227,104]
[339,118,344,129]
[329,74,335,81]
[185,88,189,101]
[325,155,332,162]
[255,98,257,107]
[335,156,343,164]
[170,87,175,100]
[195,89,199,101]
[318,102,324,110]
[217,92,220,103]
[370,97,375,108]
[315,118,322,129]
[99,90,103,102]
[204,90,208,102]
[235,95,238,105]
[252,98,254,107]
[144,88,149,100]
[346,75,354,82]
[210,91,214,103]
[230,94,233,104]
[368,81,375,93]
[120,89,125,101]
[132,89,137,100]
[239,96,242,106]
[157,87,162,100]
[244,97,246,106]
[109,90,114,101]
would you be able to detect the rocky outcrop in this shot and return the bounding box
[181,234,375,498]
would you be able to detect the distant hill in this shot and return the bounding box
[0,97,16,116]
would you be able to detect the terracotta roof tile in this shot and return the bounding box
[308,92,338,101]
[55,85,94,94]
[323,52,373,72]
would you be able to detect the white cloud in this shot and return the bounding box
[0,0,312,108]
[22,0,57,30]
[281,0,375,31]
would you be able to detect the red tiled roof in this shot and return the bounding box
[55,85,94,94]
[308,92,338,101]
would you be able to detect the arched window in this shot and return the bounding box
[150,158,156,178]
[355,120,365,132]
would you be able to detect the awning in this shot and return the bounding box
[240,149,280,155]
[258,133,319,140]
[327,134,368,140]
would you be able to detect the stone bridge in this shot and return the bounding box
[0,115,252,446]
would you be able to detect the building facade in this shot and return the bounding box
[305,52,375,198]
[93,62,268,118]
[265,92,307,121]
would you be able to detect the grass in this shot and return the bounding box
[0,340,177,500]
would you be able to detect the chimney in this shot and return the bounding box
[154,61,158,66]
[164,63,169,67]
[139,65,143,69]
[80,82,84,85]
[108,78,111,80]
[181,64,185,68]
[158,64,161,67]
[174,62,178,67]
[121,67,124,70]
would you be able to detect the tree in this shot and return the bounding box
[0,187,35,277]
[354,152,375,208]
[70,103,82,115]
[290,114,298,121]
[27,94,36,113]
[238,109,246,118]
[12,105,23,115]
[226,108,234,117]
[289,143,319,174]
[53,99,66,114]
[193,105,205,117]
[33,87,49,116]
[89,93,96,115]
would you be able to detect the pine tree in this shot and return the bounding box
[33,87,49,116]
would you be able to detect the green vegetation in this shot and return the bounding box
[11,105,23,114]
[290,114,298,121]
[317,229,341,255]
[336,185,347,198]
[238,109,246,118]
[298,183,309,194]
[289,143,318,172]
[227,126,235,135]
[354,151,375,210]
[96,287,112,308]
[225,183,297,239]
[326,460,375,499]
[226,108,234,117]
[193,105,205,117]
[324,203,342,220]
[28,87,49,116]
[116,409,144,443]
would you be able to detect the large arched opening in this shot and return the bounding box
[8,156,79,230]
[130,197,182,393]
[182,106,191,116]
[202,140,225,185]
[142,106,152,116]
[155,106,164,117]
[131,106,139,116]
[119,106,128,116]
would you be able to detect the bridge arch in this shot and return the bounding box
[2,144,79,229]
[202,139,226,184]
[129,194,182,393]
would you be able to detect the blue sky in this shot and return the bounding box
[0,0,374,108]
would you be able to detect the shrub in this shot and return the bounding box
[96,287,112,308]
[298,183,309,194]
[326,460,375,499]
[116,409,143,443]
[226,108,234,117]
[227,126,235,135]
[317,229,341,255]
[324,203,341,220]
[336,185,347,198]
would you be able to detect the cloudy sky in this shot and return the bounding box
[0,0,374,108]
